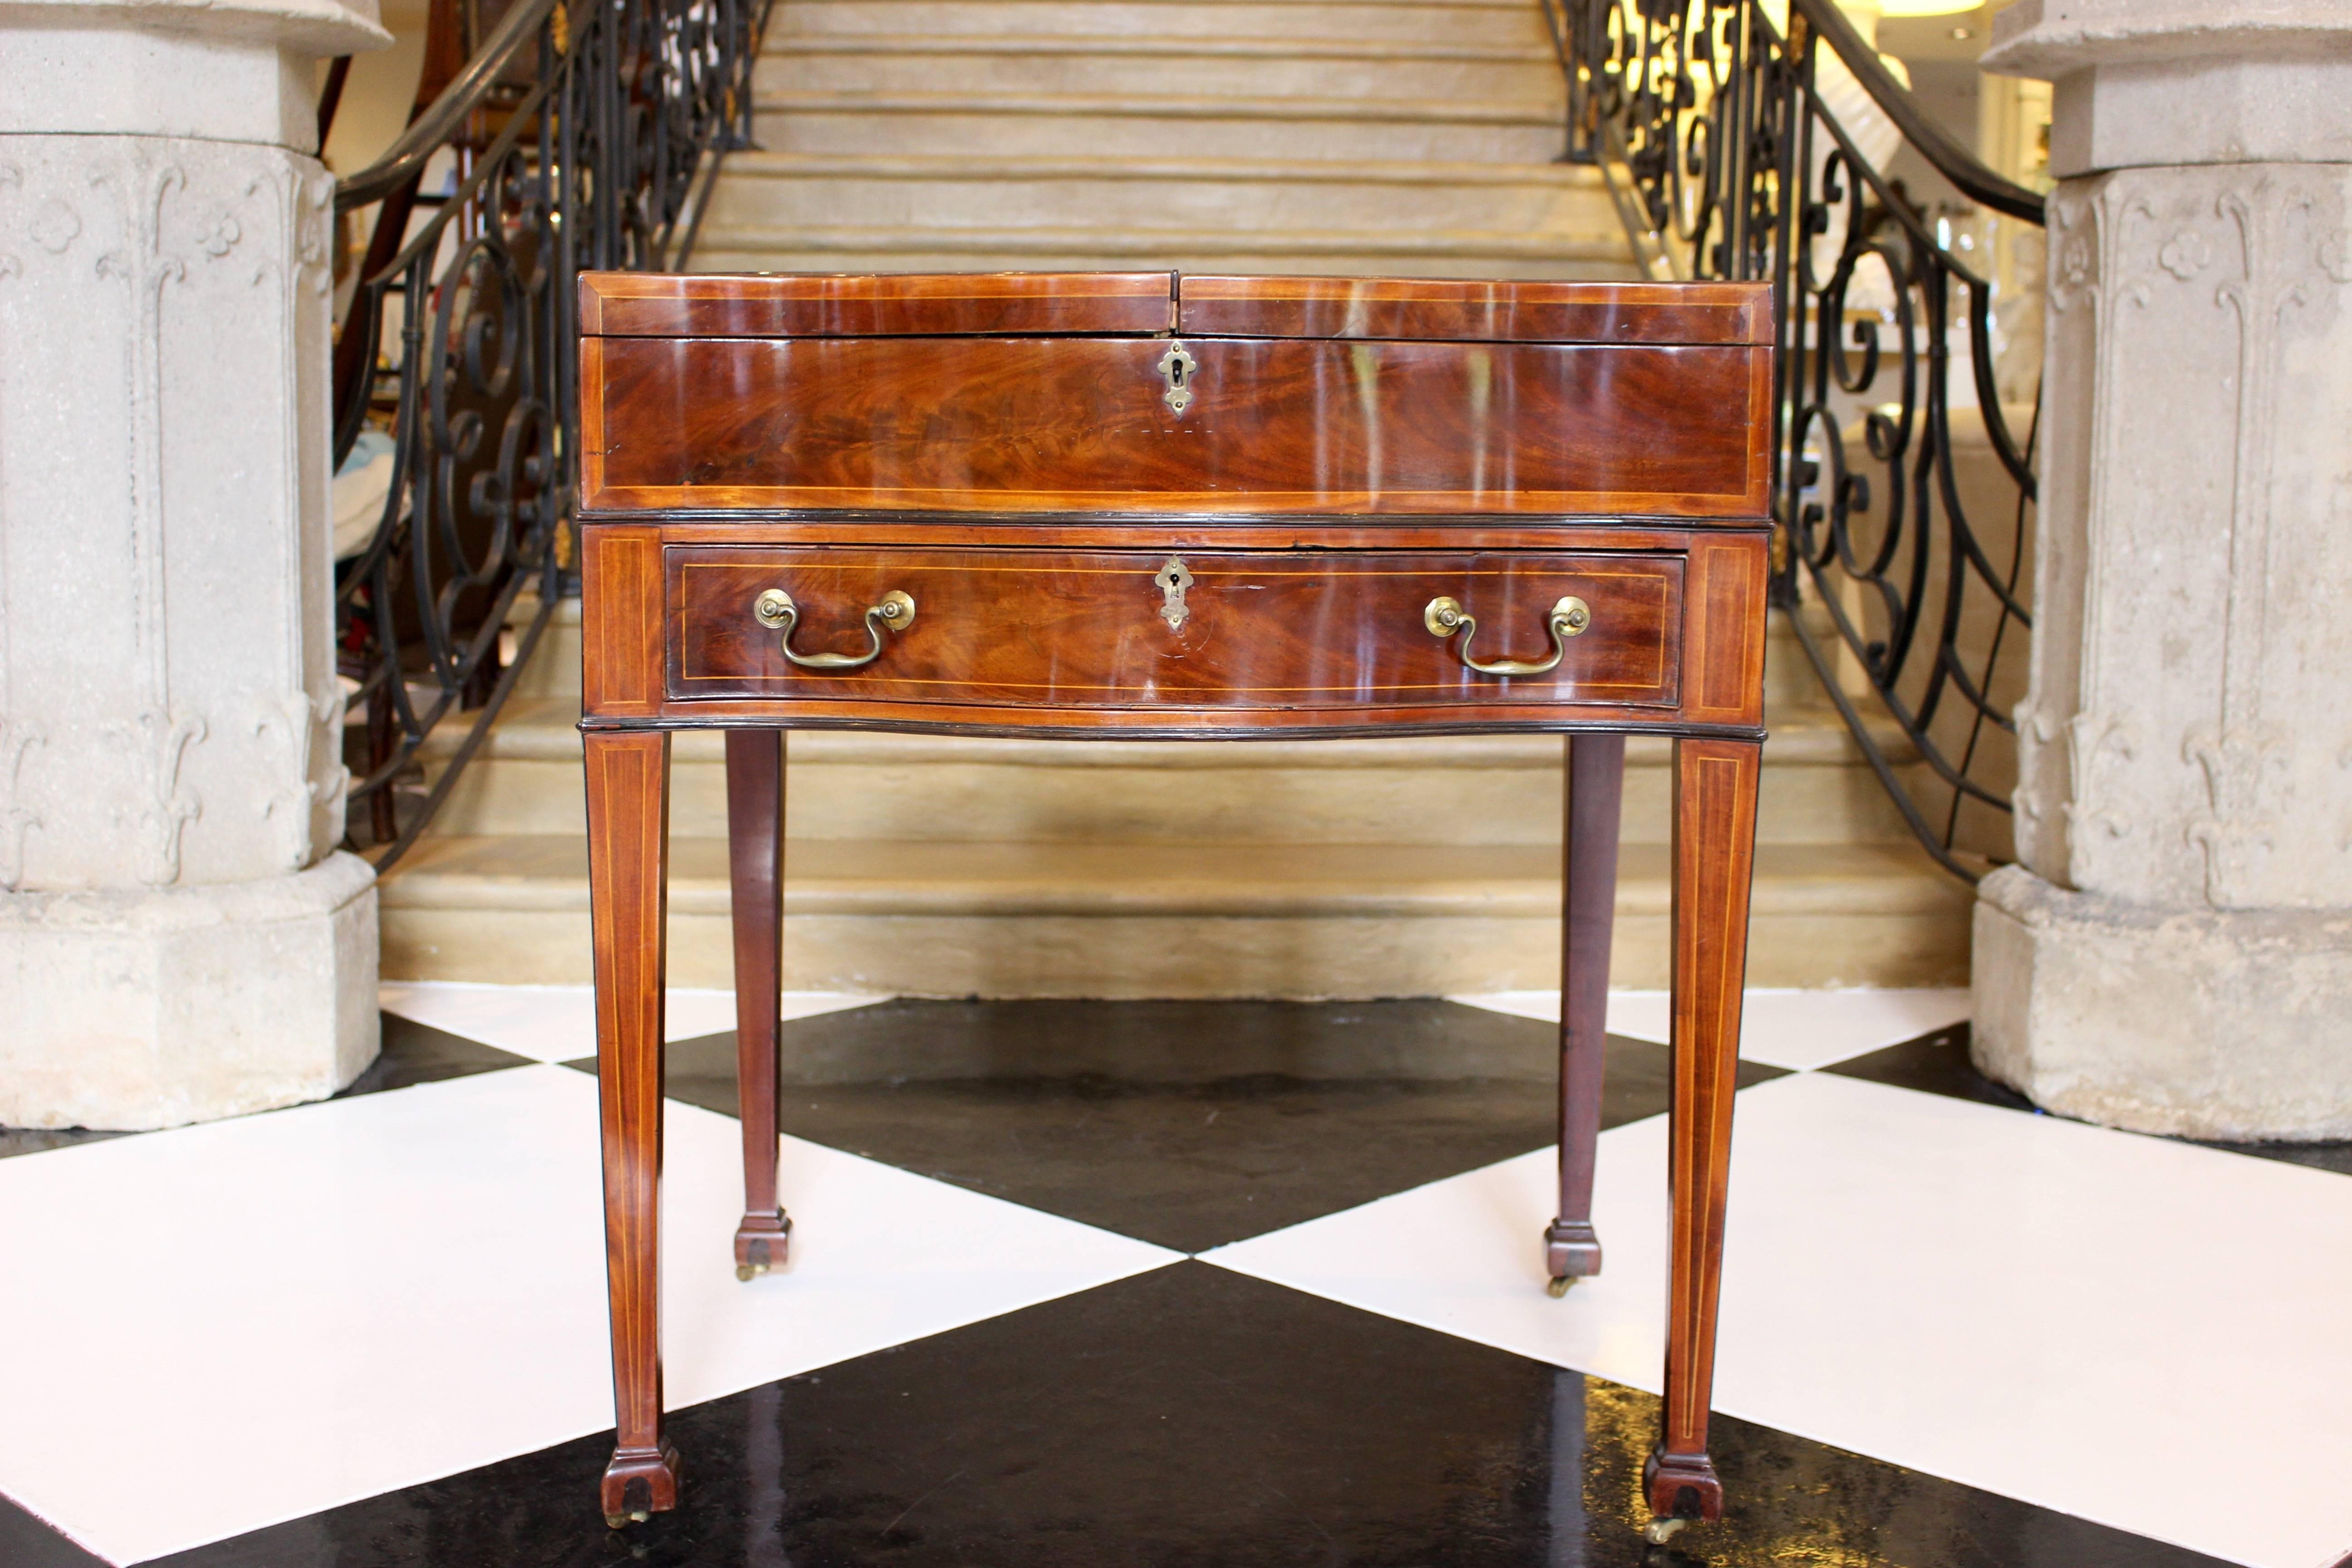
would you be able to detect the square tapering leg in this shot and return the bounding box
[1648,735,1760,1528]
[586,730,681,1526]
[726,728,791,1279]
[1547,731,1624,1290]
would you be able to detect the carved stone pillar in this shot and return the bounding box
[0,0,390,1127]
[1975,1,2352,1139]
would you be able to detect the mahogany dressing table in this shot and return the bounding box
[574,270,1769,1543]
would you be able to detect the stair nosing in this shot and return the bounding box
[694,224,1629,260]
[715,151,1600,187]
[750,90,1567,127]
[763,33,1553,61]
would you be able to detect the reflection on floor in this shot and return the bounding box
[1,987,2346,1568]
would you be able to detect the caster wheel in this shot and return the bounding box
[735,1264,757,1282]
[1546,1274,1575,1298]
[1642,1517,1687,1545]
[605,1513,627,1530]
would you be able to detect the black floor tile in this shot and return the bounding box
[152,1262,2232,1568]
[1823,1023,2038,1112]
[0,1125,123,1161]
[339,1012,537,1098]
[0,1014,529,1162]
[1828,1023,2352,1176]
[0,1494,107,1568]
[561,1000,1786,1251]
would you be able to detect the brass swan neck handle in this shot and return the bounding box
[1424,594,1590,676]
[753,588,916,670]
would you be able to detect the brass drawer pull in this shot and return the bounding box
[752,588,915,670]
[1424,594,1590,676]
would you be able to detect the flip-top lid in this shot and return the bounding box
[580,271,1771,346]
[578,271,1176,338]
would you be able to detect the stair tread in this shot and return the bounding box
[380,835,1969,919]
[720,151,1599,186]
[427,696,1914,767]
[695,224,1626,259]
[754,90,1565,126]
[766,32,1550,59]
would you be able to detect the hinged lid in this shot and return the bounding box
[1177,276,1771,346]
[578,271,1176,338]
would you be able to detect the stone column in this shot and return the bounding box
[0,0,391,1128]
[1975,1,2352,1140]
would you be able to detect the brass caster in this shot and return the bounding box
[605,1509,650,1529]
[1643,1517,1688,1545]
[1546,1274,1575,1298]
[735,1264,758,1282]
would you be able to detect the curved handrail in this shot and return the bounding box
[333,0,561,212]
[1791,0,2043,224]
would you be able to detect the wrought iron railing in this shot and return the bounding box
[1546,0,2044,881]
[329,0,769,870]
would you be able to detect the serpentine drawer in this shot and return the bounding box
[662,545,1683,713]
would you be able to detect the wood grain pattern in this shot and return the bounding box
[579,270,1176,338]
[1681,533,1770,728]
[582,528,664,719]
[586,730,679,1523]
[1179,275,1771,346]
[1651,735,1761,1527]
[1547,731,1623,1284]
[725,730,791,1278]
[666,546,1682,713]
[580,335,1769,519]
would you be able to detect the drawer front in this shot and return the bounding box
[666,547,1681,711]
[583,336,1768,519]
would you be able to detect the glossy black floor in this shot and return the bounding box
[0,1000,2281,1565]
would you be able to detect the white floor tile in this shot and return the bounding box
[1207,1073,2352,1568]
[0,1067,1174,1564]
[377,982,888,1062]
[1450,987,1971,1071]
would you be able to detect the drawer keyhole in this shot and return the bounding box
[1157,341,1198,416]
[1154,557,1194,629]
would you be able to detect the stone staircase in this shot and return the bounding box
[373,0,1974,994]
[690,0,1627,278]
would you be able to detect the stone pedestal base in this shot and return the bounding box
[1972,865,2352,1142]
[0,852,378,1130]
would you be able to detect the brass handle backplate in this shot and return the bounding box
[753,587,915,670]
[1424,594,1590,676]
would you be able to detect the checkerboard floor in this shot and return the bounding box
[3,987,2348,1568]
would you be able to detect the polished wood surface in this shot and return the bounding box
[725,730,791,1279]
[1177,274,1772,346]
[585,730,679,1526]
[1547,731,1624,1287]
[579,270,1176,338]
[1651,735,1761,1527]
[667,546,1680,712]
[578,271,1767,1538]
[579,334,1769,518]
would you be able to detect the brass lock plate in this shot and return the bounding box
[1154,557,1194,629]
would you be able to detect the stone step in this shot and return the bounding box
[756,34,1562,100]
[773,0,1551,46]
[688,227,1632,279]
[750,90,1570,165]
[377,835,1971,993]
[423,697,1924,848]
[701,152,1616,243]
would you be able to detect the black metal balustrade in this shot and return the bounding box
[328,0,770,870]
[1544,0,2045,881]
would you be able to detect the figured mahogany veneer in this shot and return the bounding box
[666,546,1681,711]
[581,335,1768,517]
[576,270,1768,1540]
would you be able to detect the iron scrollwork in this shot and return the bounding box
[1554,0,2046,881]
[329,0,771,871]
